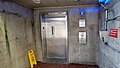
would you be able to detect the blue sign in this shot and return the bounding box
[98,0,110,4]
[98,0,105,3]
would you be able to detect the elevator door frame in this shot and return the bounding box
[40,12,68,63]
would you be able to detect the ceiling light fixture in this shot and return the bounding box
[74,0,80,2]
[33,0,41,4]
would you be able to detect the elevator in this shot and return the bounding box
[41,12,68,63]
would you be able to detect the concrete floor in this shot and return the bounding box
[34,62,99,68]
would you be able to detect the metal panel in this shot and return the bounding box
[41,13,67,60]
[79,32,87,44]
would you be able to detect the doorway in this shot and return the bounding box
[41,12,68,63]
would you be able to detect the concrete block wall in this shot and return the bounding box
[0,1,35,68]
[98,0,120,68]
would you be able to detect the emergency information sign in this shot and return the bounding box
[110,29,118,38]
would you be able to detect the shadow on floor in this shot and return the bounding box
[34,61,99,68]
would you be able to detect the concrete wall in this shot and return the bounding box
[97,0,120,68]
[0,1,35,68]
[34,6,99,64]
[68,8,98,64]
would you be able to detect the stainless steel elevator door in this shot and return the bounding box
[41,16,67,59]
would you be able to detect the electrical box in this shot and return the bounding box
[99,31,108,43]
[79,32,87,44]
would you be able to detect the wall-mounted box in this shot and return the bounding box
[99,31,108,43]
[79,19,85,27]
[79,32,86,44]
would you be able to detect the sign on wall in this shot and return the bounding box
[110,29,118,38]
[79,19,86,27]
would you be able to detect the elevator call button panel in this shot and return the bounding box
[79,32,87,44]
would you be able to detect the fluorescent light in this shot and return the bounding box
[33,0,41,4]
[74,0,80,2]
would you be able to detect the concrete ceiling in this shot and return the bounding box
[12,0,99,8]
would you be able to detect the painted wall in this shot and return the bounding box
[0,1,35,68]
[97,0,120,68]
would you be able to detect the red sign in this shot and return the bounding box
[110,29,118,38]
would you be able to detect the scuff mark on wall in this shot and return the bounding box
[3,14,11,58]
